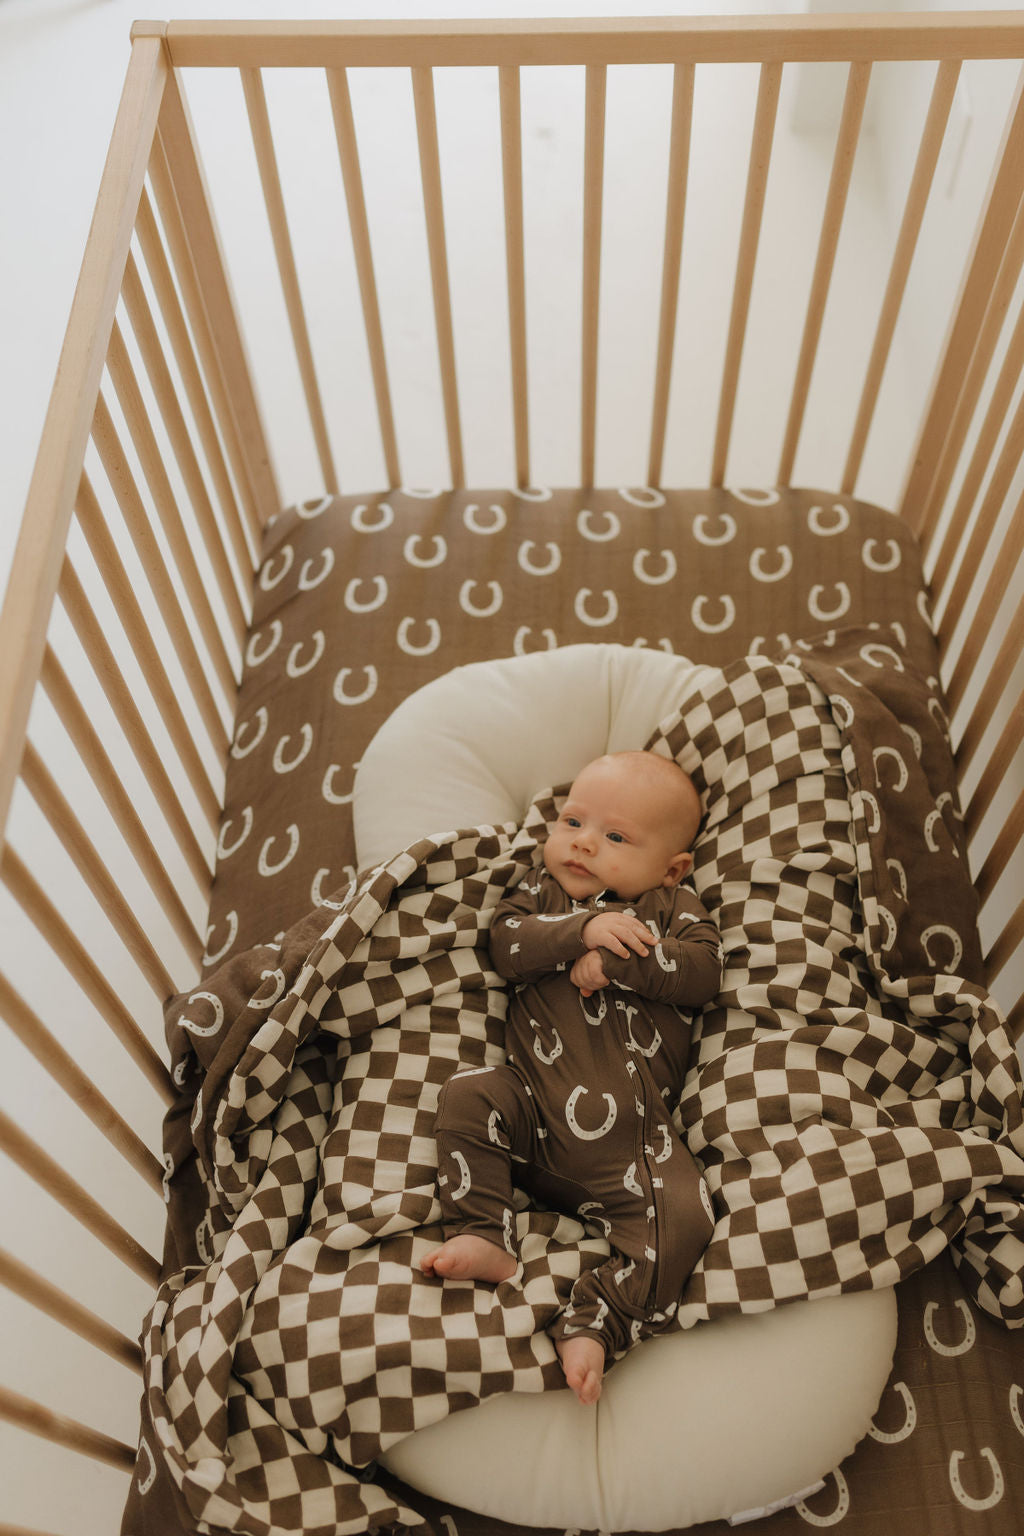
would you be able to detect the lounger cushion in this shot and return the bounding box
[354,641,898,1530]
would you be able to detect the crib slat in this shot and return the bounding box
[326,68,401,490]
[241,68,339,497]
[955,622,1023,778]
[19,744,177,1002]
[0,1110,161,1283]
[499,65,530,490]
[39,645,204,963]
[75,474,222,835]
[975,785,1024,905]
[0,1247,141,1372]
[121,240,250,640]
[91,393,230,754]
[842,59,960,494]
[963,692,1024,839]
[943,484,1024,713]
[712,61,782,487]
[0,36,166,848]
[648,62,695,489]
[0,971,163,1191]
[986,893,1024,994]
[57,559,214,888]
[0,844,174,1103]
[581,64,607,489]
[105,320,240,700]
[918,195,1024,553]
[155,69,280,530]
[412,67,465,488]
[0,1384,135,1471]
[778,61,871,486]
[901,64,1024,527]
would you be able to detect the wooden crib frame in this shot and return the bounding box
[1,14,1023,1534]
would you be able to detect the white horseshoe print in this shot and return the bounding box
[625,1007,662,1058]
[251,968,286,1010]
[460,579,503,617]
[202,911,237,966]
[258,544,294,589]
[488,1109,510,1149]
[531,1018,564,1065]
[334,665,378,705]
[692,594,736,634]
[925,1298,976,1356]
[272,724,313,774]
[180,990,225,1037]
[565,1086,617,1140]
[463,502,507,534]
[404,533,447,567]
[924,808,950,853]
[921,924,964,972]
[831,694,855,729]
[518,539,561,575]
[287,630,325,677]
[217,807,253,860]
[449,1150,472,1201]
[860,642,904,671]
[654,1125,673,1162]
[344,575,388,613]
[624,1162,644,1196]
[580,991,607,1026]
[311,866,356,909]
[577,507,621,542]
[351,500,394,532]
[322,764,355,805]
[195,1208,214,1264]
[619,486,666,507]
[136,1436,157,1495]
[808,502,850,535]
[887,858,908,900]
[297,495,332,519]
[258,825,300,876]
[749,545,793,582]
[796,1468,850,1526]
[510,484,552,501]
[692,511,737,545]
[299,547,335,590]
[876,905,898,952]
[245,620,283,667]
[868,1381,917,1444]
[633,548,677,585]
[397,617,442,655]
[729,486,780,506]
[900,722,922,759]
[1010,1383,1024,1436]
[949,1449,1004,1512]
[809,581,851,621]
[400,485,443,499]
[231,707,268,759]
[513,626,558,655]
[863,537,901,572]
[873,745,908,791]
[859,790,882,835]
[575,588,619,626]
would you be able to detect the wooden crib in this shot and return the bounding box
[1,14,1022,1536]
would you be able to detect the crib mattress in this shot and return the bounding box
[135,487,1024,1536]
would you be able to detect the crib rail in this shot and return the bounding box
[1,15,1023,1531]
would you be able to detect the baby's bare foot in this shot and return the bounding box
[555,1334,605,1405]
[420,1234,517,1283]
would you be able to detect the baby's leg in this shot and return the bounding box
[421,1065,536,1283]
[555,1334,606,1405]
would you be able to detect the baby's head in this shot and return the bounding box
[543,751,702,902]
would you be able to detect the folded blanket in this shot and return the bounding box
[124,626,1024,1536]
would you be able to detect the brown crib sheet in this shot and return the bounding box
[208,486,937,969]
[172,486,1023,1536]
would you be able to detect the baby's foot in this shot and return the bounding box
[420,1234,517,1283]
[555,1334,605,1405]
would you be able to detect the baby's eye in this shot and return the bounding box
[607,831,625,844]
[565,816,581,828]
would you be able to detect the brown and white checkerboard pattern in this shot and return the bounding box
[128,633,1024,1536]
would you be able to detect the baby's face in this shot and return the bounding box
[543,759,693,901]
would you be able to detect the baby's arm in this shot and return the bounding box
[595,891,722,1008]
[489,873,592,983]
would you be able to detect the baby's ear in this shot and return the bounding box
[663,851,693,887]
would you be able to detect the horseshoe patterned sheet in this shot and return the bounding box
[127,620,1024,1536]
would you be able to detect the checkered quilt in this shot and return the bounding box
[124,626,1024,1536]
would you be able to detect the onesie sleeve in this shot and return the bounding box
[599,888,722,1008]
[489,868,592,982]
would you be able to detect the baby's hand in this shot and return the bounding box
[571,950,609,997]
[583,911,652,958]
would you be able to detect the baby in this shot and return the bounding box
[421,750,722,1404]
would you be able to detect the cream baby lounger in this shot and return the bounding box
[0,14,1022,1536]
